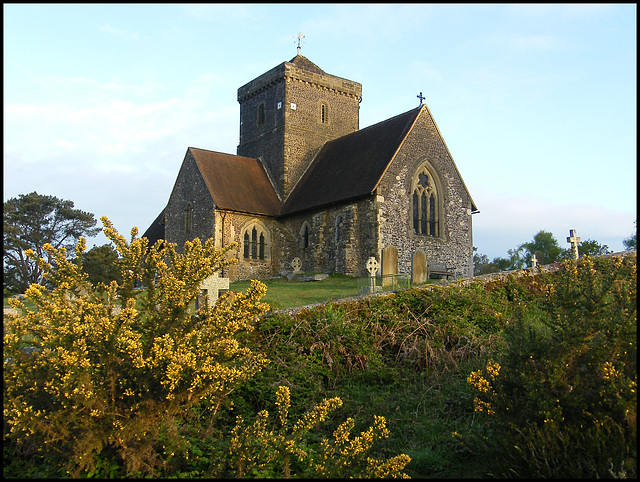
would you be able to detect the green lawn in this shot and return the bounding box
[230,273,432,310]
[4,274,433,312]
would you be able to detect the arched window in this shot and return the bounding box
[243,232,250,258]
[411,163,440,237]
[303,224,309,248]
[184,204,192,234]
[257,102,266,126]
[241,220,270,260]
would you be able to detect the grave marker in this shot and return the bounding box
[567,229,581,260]
[291,257,302,273]
[381,246,398,287]
[412,250,427,284]
[364,256,380,294]
[197,272,230,309]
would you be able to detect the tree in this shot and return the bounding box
[623,220,636,251]
[79,243,122,285]
[519,230,564,266]
[576,239,612,258]
[3,192,100,293]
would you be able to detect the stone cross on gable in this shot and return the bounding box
[567,229,581,260]
[198,271,230,308]
[417,92,425,105]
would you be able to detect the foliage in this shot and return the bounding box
[227,385,410,478]
[574,238,613,258]
[518,229,565,266]
[4,217,269,477]
[623,220,636,250]
[466,253,637,477]
[78,243,122,285]
[3,192,100,294]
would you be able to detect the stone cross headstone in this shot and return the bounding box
[366,256,380,292]
[291,257,302,273]
[567,229,581,260]
[412,250,427,284]
[197,272,230,309]
[532,253,539,268]
[381,246,398,287]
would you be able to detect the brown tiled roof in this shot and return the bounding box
[190,148,281,216]
[280,106,422,215]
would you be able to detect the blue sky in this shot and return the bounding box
[4,4,636,260]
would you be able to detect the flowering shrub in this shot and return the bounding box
[466,253,636,477]
[228,385,411,478]
[4,217,269,477]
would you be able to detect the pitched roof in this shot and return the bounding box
[190,148,281,216]
[142,208,166,246]
[280,106,422,215]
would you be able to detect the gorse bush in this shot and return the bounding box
[4,217,269,476]
[467,254,637,478]
[228,385,410,478]
[4,218,412,478]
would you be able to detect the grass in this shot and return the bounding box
[229,273,434,310]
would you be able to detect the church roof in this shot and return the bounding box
[190,148,281,216]
[280,106,423,215]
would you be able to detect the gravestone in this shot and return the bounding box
[412,250,427,284]
[362,256,381,294]
[567,229,581,260]
[197,272,230,309]
[381,246,398,287]
[291,257,302,273]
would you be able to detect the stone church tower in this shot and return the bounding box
[237,56,362,200]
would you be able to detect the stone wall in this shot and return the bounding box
[376,106,474,278]
[164,151,215,253]
[237,59,361,200]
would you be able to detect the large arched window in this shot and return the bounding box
[411,163,441,237]
[241,220,270,260]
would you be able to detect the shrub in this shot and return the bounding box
[466,254,637,477]
[4,217,269,477]
[227,385,411,478]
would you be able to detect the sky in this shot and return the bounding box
[4,4,637,260]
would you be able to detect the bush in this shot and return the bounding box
[4,217,269,477]
[466,254,637,477]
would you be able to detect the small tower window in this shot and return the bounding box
[320,104,327,124]
[257,102,266,126]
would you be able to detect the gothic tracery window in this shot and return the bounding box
[411,164,439,237]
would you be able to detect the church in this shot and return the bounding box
[143,52,478,282]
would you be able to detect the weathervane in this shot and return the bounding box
[296,33,305,55]
[417,92,425,105]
